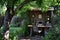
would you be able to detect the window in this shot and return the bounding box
[38,14,42,19]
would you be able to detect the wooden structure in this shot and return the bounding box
[19,7,54,40]
[28,7,54,36]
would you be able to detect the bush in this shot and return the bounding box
[44,11,60,40]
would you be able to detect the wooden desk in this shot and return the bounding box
[28,24,52,28]
[28,24,52,36]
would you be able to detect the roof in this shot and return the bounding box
[30,7,54,11]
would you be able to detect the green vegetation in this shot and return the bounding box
[44,11,60,40]
[0,0,60,40]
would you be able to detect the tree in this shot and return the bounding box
[0,0,35,40]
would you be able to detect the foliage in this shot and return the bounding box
[0,0,60,40]
[0,5,6,16]
[0,27,3,40]
[9,18,29,40]
[44,23,60,40]
[44,10,60,40]
[0,0,59,15]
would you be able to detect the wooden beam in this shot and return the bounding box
[28,25,52,28]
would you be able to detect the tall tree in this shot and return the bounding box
[0,0,35,40]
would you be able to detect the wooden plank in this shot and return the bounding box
[28,24,52,28]
[21,39,30,40]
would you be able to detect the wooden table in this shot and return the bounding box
[28,24,52,28]
[28,24,52,36]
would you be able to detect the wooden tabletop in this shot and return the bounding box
[28,24,52,28]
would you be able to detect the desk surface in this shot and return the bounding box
[28,24,52,28]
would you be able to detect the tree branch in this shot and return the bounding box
[14,0,34,12]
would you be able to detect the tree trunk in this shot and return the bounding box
[3,7,11,40]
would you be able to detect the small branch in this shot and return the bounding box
[14,0,34,12]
